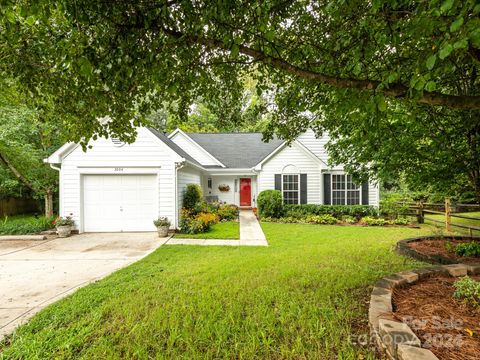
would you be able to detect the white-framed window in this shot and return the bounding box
[282,174,299,204]
[331,174,361,205]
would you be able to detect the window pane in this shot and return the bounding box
[283,174,299,204]
[347,190,360,205]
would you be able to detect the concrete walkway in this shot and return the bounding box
[167,210,268,247]
[0,233,167,339]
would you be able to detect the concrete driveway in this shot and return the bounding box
[0,233,166,339]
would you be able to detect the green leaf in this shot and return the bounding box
[453,38,468,49]
[450,17,464,32]
[426,55,436,70]
[353,63,362,76]
[414,77,426,91]
[438,43,453,60]
[265,30,275,42]
[231,44,240,58]
[78,57,93,76]
[470,29,480,48]
[25,15,36,26]
[425,81,436,92]
[376,95,387,111]
[440,0,454,13]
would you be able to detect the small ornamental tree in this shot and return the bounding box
[182,184,203,211]
[257,190,283,218]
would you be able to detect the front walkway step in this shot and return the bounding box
[239,210,267,243]
[0,235,47,241]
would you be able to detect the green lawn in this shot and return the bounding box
[0,214,54,235]
[0,224,435,359]
[174,221,239,239]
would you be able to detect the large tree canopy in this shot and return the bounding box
[1,0,479,201]
[1,0,479,143]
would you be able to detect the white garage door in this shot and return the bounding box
[83,175,158,232]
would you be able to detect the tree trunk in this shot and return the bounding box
[44,190,53,218]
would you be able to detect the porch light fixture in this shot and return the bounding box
[207,178,212,189]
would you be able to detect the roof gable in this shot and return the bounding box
[168,129,225,167]
[187,133,285,168]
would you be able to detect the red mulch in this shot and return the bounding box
[408,239,480,264]
[393,275,480,360]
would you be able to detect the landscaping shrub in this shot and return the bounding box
[257,190,283,218]
[359,216,387,226]
[260,214,337,225]
[284,204,377,220]
[305,214,338,225]
[183,184,203,211]
[453,276,480,308]
[179,209,219,234]
[379,192,410,219]
[217,204,239,221]
[455,242,480,257]
[393,217,411,225]
[0,215,55,235]
[341,215,356,224]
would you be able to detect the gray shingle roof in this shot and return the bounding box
[187,133,285,168]
[148,128,203,167]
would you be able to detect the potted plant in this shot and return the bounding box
[153,217,171,237]
[54,216,75,237]
[218,184,230,192]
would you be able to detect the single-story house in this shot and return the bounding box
[45,127,379,232]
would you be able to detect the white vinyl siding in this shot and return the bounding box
[60,127,180,232]
[170,132,220,166]
[257,143,321,204]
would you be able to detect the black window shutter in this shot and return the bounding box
[274,174,282,191]
[300,174,307,204]
[323,174,331,205]
[362,182,369,205]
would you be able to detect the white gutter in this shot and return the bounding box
[49,163,61,172]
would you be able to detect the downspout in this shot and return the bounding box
[174,160,186,229]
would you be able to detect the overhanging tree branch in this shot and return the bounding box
[0,151,37,193]
[162,28,480,110]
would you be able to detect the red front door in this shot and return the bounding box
[240,178,251,206]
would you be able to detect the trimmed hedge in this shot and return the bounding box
[257,190,284,218]
[283,204,378,220]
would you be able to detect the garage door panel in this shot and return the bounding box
[83,175,158,232]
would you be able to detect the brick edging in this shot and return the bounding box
[369,264,480,360]
[396,235,480,265]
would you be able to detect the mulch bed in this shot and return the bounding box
[408,238,480,264]
[393,275,480,360]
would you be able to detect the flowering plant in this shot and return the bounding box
[54,216,75,227]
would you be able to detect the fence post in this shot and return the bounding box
[445,198,451,232]
[416,199,424,224]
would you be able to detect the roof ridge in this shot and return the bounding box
[187,132,266,135]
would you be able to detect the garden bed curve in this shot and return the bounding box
[368,264,480,360]
[396,236,480,265]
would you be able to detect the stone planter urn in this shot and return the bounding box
[156,225,169,237]
[54,216,75,238]
[153,217,171,238]
[56,225,72,238]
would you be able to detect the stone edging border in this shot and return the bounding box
[369,263,480,360]
[396,235,480,265]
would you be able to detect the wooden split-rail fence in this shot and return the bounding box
[398,199,480,236]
